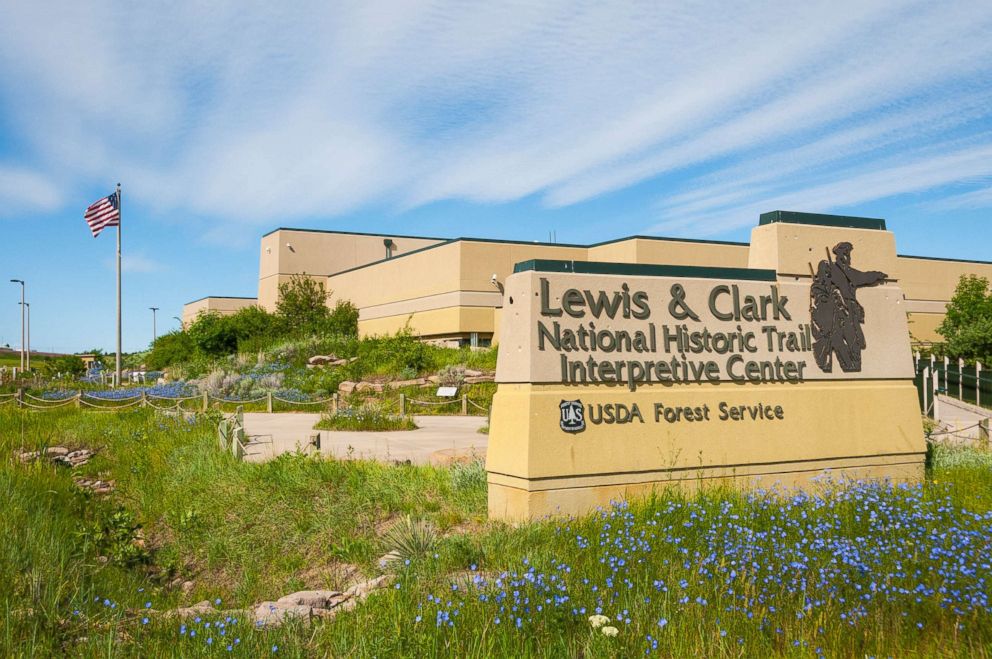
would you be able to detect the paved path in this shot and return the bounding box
[935,395,991,443]
[241,413,488,464]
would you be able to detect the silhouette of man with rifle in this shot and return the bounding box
[810,242,887,372]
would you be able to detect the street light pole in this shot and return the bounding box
[173,315,183,330]
[9,279,24,371]
[150,307,159,343]
[23,302,30,371]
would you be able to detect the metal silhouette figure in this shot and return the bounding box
[809,242,887,373]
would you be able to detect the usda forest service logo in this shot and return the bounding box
[559,399,585,433]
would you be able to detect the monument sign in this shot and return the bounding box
[486,214,926,520]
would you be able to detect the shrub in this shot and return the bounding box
[146,330,196,370]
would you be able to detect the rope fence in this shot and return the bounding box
[398,393,490,416]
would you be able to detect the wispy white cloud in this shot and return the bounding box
[103,253,166,273]
[0,165,62,217]
[0,0,991,232]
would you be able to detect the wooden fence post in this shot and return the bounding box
[76,391,82,409]
[202,391,209,412]
[399,393,406,416]
[977,362,983,408]
[959,358,965,400]
[932,369,940,421]
[266,392,273,413]
[16,387,24,408]
[979,418,989,447]
[461,394,468,415]
[943,356,949,392]
[332,393,339,415]
[141,391,148,408]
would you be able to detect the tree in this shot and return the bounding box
[186,311,240,357]
[324,300,360,338]
[41,355,86,378]
[936,274,992,362]
[276,275,331,335]
[146,330,196,369]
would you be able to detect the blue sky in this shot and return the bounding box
[2,1,992,353]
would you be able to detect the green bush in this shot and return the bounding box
[40,355,86,378]
[146,330,196,370]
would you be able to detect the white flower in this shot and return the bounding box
[588,614,610,628]
[601,626,619,637]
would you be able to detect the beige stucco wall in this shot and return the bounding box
[634,238,750,268]
[257,229,443,310]
[186,218,989,346]
[182,297,258,326]
[893,256,992,303]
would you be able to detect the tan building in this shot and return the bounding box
[183,211,992,347]
[181,296,259,327]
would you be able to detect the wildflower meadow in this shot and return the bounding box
[1,406,990,657]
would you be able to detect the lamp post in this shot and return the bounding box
[21,302,30,371]
[9,279,24,371]
[173,315,183,330]
[150,307,159,344]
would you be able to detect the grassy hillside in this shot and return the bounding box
[2,408,991,656]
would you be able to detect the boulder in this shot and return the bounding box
[355,382,384,393]
[45,446,70,457]
[275,590,343,610]
[463,369,483,377]
[253,602,312,626]
[308,355,338,366]
[338,381,357,394]
[345,574,394,599]
[390,378,427,388]
[171,600,216,618]
[463,375,495,384]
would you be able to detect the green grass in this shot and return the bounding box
[315,405,418,432]
[1,408,991,657]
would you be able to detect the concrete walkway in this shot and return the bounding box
[935,395,991,443]
[241,413,488,465]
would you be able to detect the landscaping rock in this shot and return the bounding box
[338,381,357,394]
[276,590,342,610]
[463,369,483,377]
[345,574,394,599]
[17,446,95,467]
[308,355,338,366]
[171,600,216,618]
[463,375,494,384]
[390,378,428,388]
[377,550,403,567]
[57,449,96,468]
[254,602,312,626]
[72,476,115,495]
[355,382,384,393]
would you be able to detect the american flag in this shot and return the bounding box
[84,191,120,237]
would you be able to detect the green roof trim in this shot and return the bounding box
[759,210,886,231]
[513,259,777,281]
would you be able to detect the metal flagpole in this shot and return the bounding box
[116,183,122,387]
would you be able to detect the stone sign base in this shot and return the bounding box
[486,381,925,521]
